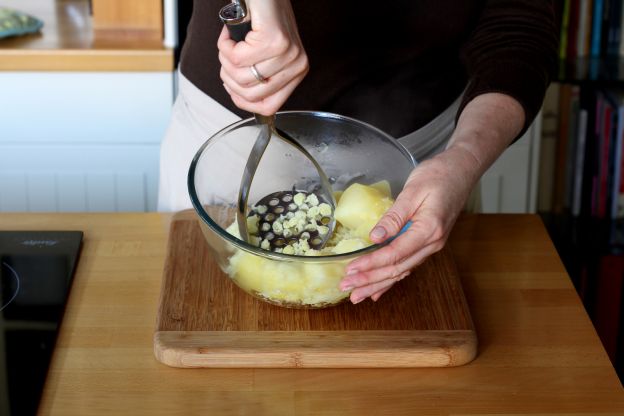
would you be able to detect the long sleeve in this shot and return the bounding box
[181,0,558,138]
[457,0,559,137]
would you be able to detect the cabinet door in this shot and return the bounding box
[0,144,160,212]
[0,72,173,212]
[479,113,542,213]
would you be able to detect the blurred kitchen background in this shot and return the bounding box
[4,0,624,382]
[0,0,542,215]
[0,0,183,212]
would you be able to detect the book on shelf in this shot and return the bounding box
[595,91,614,218]
[608,0,623,55]
[588,91,602,216]
[620,0,624,56]
[594,90,624,221]
[565,86,582,210]
[551,84,624,222]
[572,109,589,216]
[553,84,575,212]
[577,0,594,57]
[581,89,600,216]
[568,0,581,58]
[555,0,624,58]
[610,93,624,219]
[538,84,560,212]
[559,0,572,59]
[599,0,612,55]
[590,0,605,56]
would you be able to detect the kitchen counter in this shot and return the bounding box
[2,213,622,415]
[0,0,172,71]
[0,0,173,212]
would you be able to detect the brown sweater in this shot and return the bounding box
[180,0,558,138]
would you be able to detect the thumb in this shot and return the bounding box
[246,0,285,29]
[369,193,416,243]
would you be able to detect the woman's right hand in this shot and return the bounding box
[217,0,308,115]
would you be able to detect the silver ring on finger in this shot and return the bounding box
[250,64,268,83]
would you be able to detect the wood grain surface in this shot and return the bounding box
[0,213,619,415]
[92,0,163,41]
[154,211,477,368]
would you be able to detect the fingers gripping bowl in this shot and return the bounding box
[188,111,416,308]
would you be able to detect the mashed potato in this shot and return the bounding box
[223,181,394,307]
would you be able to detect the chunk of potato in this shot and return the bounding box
[334,182,394,241]
[369,180,392,198]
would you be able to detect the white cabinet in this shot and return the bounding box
[479,113,542,213]
[0,71,173,212]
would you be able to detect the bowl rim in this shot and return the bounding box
[187,110,417,262]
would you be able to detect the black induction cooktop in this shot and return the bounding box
[0,231,83,416]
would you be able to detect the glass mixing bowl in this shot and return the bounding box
[188,111,416,308]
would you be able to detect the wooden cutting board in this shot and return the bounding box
[154,210,477,368]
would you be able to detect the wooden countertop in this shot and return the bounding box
[1,213,622,415]
[0,0,173,71]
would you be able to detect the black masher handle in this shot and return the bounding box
[219,2,252,42]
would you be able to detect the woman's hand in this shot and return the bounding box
[339,92,525,304]
[338,147,478,303]
[217,0,308,115]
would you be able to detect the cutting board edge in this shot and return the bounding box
[153,330,478,369]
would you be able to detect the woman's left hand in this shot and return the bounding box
[338,92,525,304]
[338,147,477,303]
